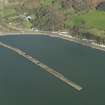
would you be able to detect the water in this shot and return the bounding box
[0,35,105,105]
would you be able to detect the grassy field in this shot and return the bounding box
[67,10,105,30]
[0,8,17,18]
[64,10,105,38]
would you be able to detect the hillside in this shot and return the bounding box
[1,0,105,43]
[0,0,89,30]
[88,0,105,7]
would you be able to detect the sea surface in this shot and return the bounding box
[0,35,105,105]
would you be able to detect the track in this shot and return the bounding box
[0,41,83,91]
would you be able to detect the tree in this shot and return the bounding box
[32,6,64,31]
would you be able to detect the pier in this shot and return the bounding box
[0,41,83,91]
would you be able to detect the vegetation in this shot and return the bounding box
[1,0,105,44]
[66,10,105,44]
[68,10,105,30]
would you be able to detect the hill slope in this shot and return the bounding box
[1,0,105,43]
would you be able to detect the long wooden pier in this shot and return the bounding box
[0,41,83,91]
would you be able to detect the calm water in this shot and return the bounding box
[0,35,105,105]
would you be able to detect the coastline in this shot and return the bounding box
[0,31,105,52]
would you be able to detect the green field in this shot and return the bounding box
[68,10,105,30]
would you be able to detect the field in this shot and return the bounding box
[65,10,105,38]
[69,10,105,30]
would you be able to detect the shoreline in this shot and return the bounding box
[0,31,105,52]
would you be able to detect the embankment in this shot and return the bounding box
[0,31,105,52]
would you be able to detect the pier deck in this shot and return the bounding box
[0,42,83,91]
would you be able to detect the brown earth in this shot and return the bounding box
[88,0,105,7]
